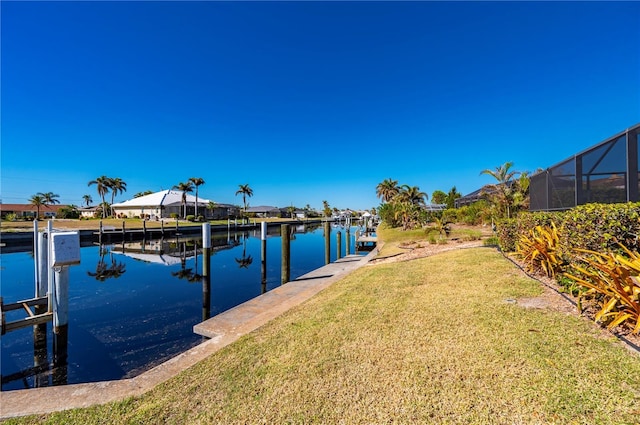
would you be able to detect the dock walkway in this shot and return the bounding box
[0,249,378,419]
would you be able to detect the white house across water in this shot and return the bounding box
[111,190,238,220]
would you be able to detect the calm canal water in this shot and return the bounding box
[1,223,368,391]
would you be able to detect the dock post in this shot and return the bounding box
[202,223,211,321]
[281,224,290,284]
[53,265,70,384]
[47,221,54,313]
[346,227,351,256]
[161,219,165,236]
[33,319,48,387]
[324,221,331,265]
[36,232,48,314]
[143,219,146,237]
[122,220,126,236]
[33,220,39,295]
[261,222,267,293]
[336,231,342,260]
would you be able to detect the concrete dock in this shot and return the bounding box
[0,249,377,419]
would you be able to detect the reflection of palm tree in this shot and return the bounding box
[171,267,202,283]
[235,255,253,268]
[88,248,126,281]
[234,233,253,268]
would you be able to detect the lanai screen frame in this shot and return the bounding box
[530,123,640,212]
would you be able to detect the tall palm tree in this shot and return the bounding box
[376,178,400,203]
[173,181,194,219]
[480,161,519,219]
[189,177,205,217]
[39,192,60,205]
[88,176,111,218]
[29,194,45,220]
[109,178,127,218]
[396,185,427,206]
[235,184,253,216]
[82,194,93,207]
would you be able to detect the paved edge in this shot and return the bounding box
[0,249,378,419]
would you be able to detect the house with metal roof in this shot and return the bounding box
[110,190,236,219]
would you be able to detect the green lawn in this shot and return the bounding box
[3,237,639,424]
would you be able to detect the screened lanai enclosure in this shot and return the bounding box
[530,123,640,211]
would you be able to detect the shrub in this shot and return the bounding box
[170,213,179,219]
[559,203,640,263]
[186,215,196,222]
[57,206,80,219]
[4,213,17,222]
[516,223,564,278]
[565,245,640,334]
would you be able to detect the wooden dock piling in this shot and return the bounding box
[281,224,290,284]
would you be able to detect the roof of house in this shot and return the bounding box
[246,205,280,213]
[0,204,69,213]
[111,190,212,208]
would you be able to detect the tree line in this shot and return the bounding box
[376,162,530,230]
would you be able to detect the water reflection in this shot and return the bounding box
[1,224,369,390]
[87,245,127,282]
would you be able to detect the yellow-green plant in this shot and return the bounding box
[516,222,562,278]
[564,245,640,334]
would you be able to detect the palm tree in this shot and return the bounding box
[376,178,400,203]
[188,177,205,217]
[206,201,217,219]
[36,192,60,217]
[322,200,331,218]
[88,176,111,218]
[29,194,45,219]
[134,190,153,198]
[173,181,194,219]
[396,185,427,206]
[235,184,253,216]
[109,178,127,218]
[446,186,461,209]
[480,162,519,219]
[82,194,93,207]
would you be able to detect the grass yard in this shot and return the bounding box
[4,238,639,424]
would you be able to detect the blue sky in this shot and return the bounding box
[1,1,639,211]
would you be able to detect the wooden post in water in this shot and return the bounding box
[336,231,342,260]
[161,219,165,236]
[202,223,211,321]
[281,224,290,284]
[346,227,351,256]
[143,219,146,237]
[122,220,126,236]
[261,222,267,293]
[324,221,331,265]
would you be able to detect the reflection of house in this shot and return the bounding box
[111,190,239,219]
[0,204,70,219]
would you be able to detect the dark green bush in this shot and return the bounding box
[559,203,640,262]
[57,206,80,219]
